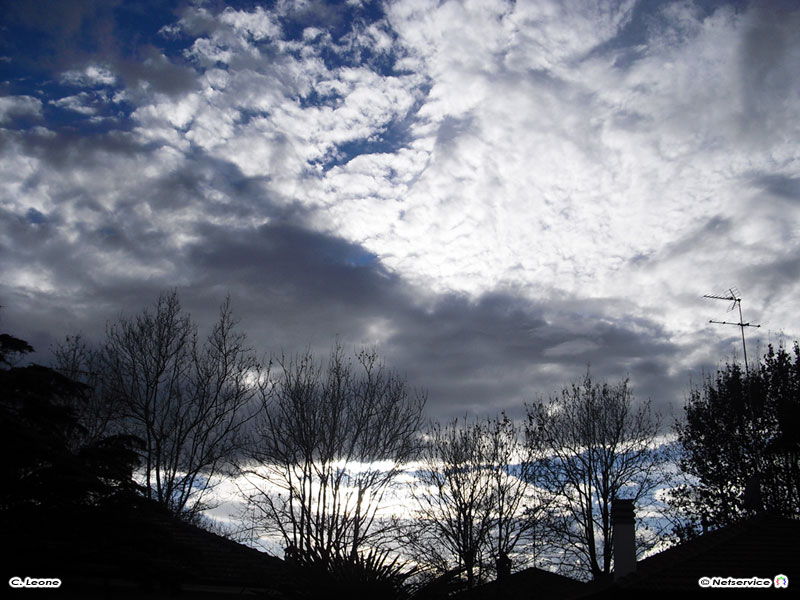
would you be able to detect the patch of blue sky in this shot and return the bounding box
[26,208,47,225]
[313,125,412,172]
[233,107,271,126]
[0,60,48,97]
[0,25,64,77]
[588,0,752,69]
[112,1,196,59]
[276,0,386,43]
[3,69,132,135]
[41,97,132,135]
[344,247,379,268]
[296,87,343,110]
[15,76,86,102]
[47,71,136,130]
[333,41,399,77]
[97,226,118,238]
[271,1,403,75]
[311,89,426,171]
[0,88,129,135]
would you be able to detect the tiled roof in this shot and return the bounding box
[575,513,800,598]
[5,501,295,598]
[140,512,290,591]
[451,514,800,600]
[452,566,588,600]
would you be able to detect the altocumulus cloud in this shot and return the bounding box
[1,0,799,420]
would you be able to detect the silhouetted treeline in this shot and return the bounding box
[3,290,799,595]
[0,333,141,514]
[669,342,800,539]
[53,292,259,521]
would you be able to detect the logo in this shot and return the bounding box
[699,575,789,589]
[8,576,62,589]
[698,576,772,588]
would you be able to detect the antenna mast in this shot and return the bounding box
[703,287,760,373]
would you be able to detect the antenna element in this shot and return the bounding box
[703,287,760,373]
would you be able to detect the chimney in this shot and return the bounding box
[612,499,636,580]
[743,473,762,512]
[496,550,511,580]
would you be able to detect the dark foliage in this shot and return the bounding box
[282,545,462,600]
[0,333,142,514]
[285,546,416,600]
[78,291,260,519]
[671,343,800,539]
[0,333,33,366]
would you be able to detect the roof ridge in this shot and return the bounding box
[614,513,799,589]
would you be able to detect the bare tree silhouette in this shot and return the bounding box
[409,414,542,588]
[525,372,667,581]
[239,343,425,569]
[89,291,260,519]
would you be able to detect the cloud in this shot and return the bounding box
[737,2,800,144]
[0,95,42,124]
[114,46,198,96]
[2,0,799,424]
[51,93,99,115]
[753,174,800,202]
[61,64,117,87]
[177,221,684,418]
[0,190,683,421]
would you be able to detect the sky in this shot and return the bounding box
[1,0,799,423]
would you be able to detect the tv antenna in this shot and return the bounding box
[703,287,760,373]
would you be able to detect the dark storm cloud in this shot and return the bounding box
[393,296,680,419]
[175,222,683,420]
[185,221,400,329]
[1,202,685,423]
[388,292,680,418]
[630,215,732,268]
[754,174,800,202]
[13,128,146,167]
[130,152,268,217]
[743,255,800,309]
[738,2,800,140]
[114,45,198,97]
